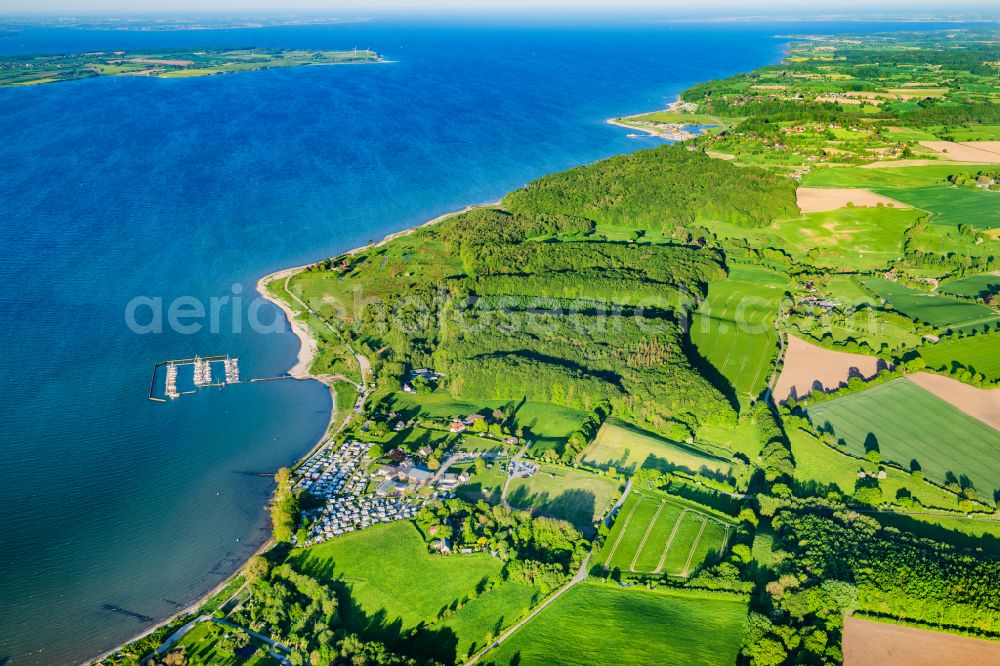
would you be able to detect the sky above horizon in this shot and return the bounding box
[2,0,999,16]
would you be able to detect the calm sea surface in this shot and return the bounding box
[0,16,955,664]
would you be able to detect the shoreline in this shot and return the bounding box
[605,98,704,141]
[90,199,505,663]
[256,198,502,381]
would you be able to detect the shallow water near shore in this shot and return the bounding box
[0,16,951,664]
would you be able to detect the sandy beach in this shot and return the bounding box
[256,199,501,381]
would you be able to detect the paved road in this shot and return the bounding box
[500,444,529,507]
[214,618,291,665]
[465,554,591,665]
[763,312,787,416]
[153,615,210,656]
[605,477,633,527]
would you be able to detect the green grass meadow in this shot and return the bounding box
[289,521,528,662]
[788,426,965,511]
[940,273,1000,300]
[863,278,1000,332]
[580,420,732,478]
[918,333,1000,381]
[486,582,747,666]
[805,378,1000,498]
[507,464,620,533]
[690,264,786,407]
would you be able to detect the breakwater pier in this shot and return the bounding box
[148,355,292,402]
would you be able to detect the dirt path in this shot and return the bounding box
[654,510,687,574]
[603,493,642,565]
[465,554,591,666]
[680,517,708,577]
[629,500,664,572]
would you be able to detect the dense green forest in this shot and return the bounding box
[503,145,798,228]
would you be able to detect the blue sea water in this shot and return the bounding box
[0,16,961,664]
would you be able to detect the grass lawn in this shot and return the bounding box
[919,333,1000,381]
[805,378,1000,499]
[507,464,620,534]
[597,490,733,576]
[690,264,786,407]
[454,461,507,502]
[581,420,732,478]
[862,278,1000,333]
[750,527,777,568]
[487,582,748,666]
[289,521,508,656]
[621,109,738,129]
[333,381,358,415]
[173,622,275,665]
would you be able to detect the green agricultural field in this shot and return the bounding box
[824,275,880,307]
[800,166,1000,230]
[862,278,1000,332]
[411,582,538,662]
[580,420,732,478]
[907,221,999,260]
[919,333,1000,381]
[873,186,1000,230]
[805,378,1000,498]
[696,207,916,271]
[926,125,1000,141]
[598,490,732,576]
[940,273,1000,300]
[774,207,919,270]
[788,427,966,511]
[883,126,941,141]
[801,165,971,189]
[691,264,787,407]
[289,521,516,657]
[507,464,620,533]
[874,512,1000,557]
[486,582,748,666]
